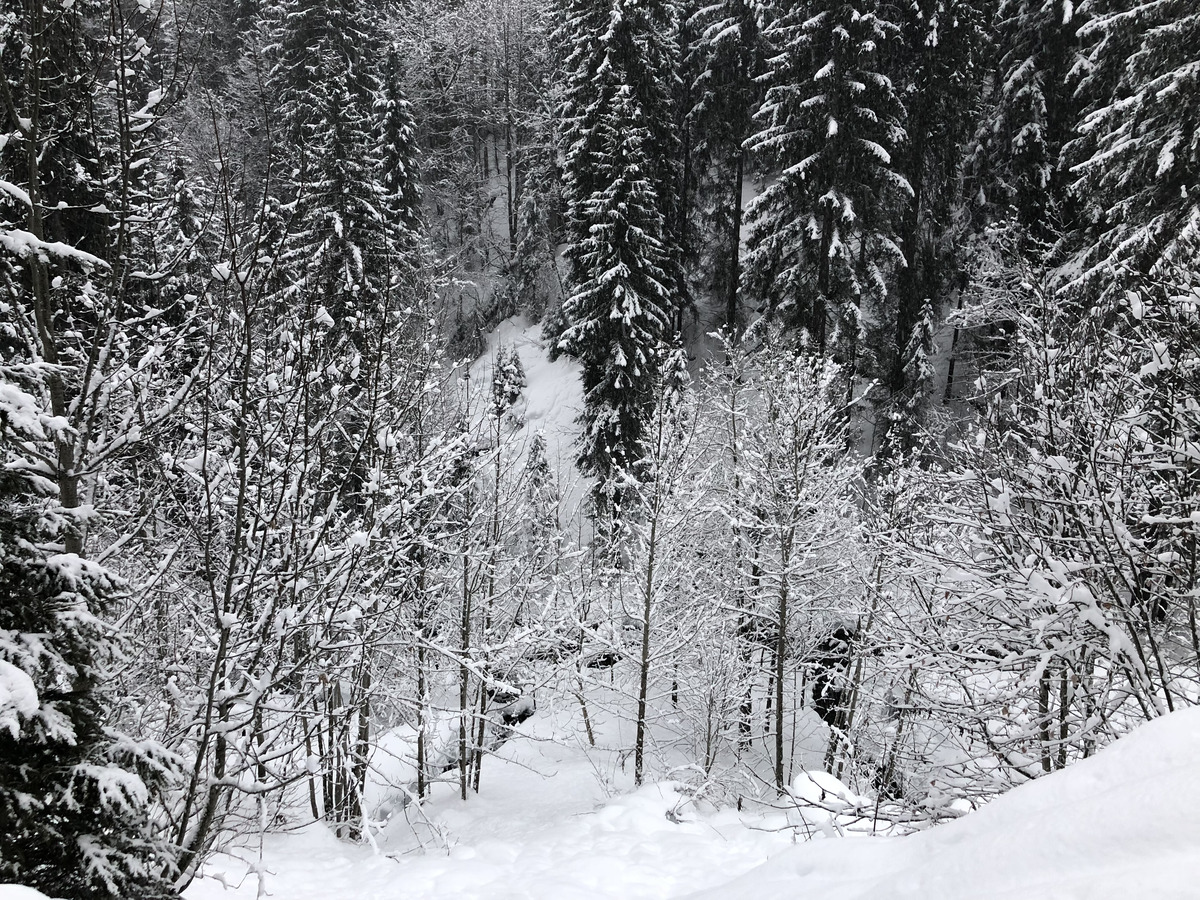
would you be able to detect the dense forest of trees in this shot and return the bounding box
[1,0,1197,893]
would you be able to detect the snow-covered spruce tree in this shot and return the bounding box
[265,0,423,509]
[685,0,768,334]
[554,0,611,198]
[512,192,547,320]
[521,431,561,567]
[743,0,910,363]
[0,367,179,900]
[0,0,110,274]
[270,3,390,328]
[511,162,561,323]
[378,44,424,249]
[965,0,1082,244]
[557,0,686,323]
[887,0,986,391]
[558,81,676,513]
[490,345,528,422]
[1067,0,1199,303]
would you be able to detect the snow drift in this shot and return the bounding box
[693,706,1200,900]
[180,707,1200,900]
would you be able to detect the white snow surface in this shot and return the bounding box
[182,707,1200,900]
[474,315,589,521]
[0,228,107,268]
[0,382,47,439]
[0,887,54,900]
[187,708,797,900]
[692,706,1200,900]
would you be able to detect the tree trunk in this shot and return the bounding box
[726,150,745,334]
[459,550,472,801]
[634,515,658,787]
[774,529,792,792]
[815,204,833,352]
[893,132,927,393]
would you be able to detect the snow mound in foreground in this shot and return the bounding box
[692,706,1200,900]
[11,710,1200,900]
[0,887,53,900]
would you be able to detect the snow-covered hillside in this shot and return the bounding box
[693,705,1200,900]
[475,315,586,514]
[167,705,1200,900]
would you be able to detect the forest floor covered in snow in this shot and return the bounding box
[184,687,805,900]
[3,704,1199,899]
[173,703,1200,900]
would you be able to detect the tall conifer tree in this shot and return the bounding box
[686,0,768,333]
[966,0,1082,242]
[268,0,396,346]
[743,0,910,361]
[558,0,685,315]
[557,0,683,509]
[560,83,675,508]
[1068,0,1200,300]
[378,45,424,247]
[888,0,986,389]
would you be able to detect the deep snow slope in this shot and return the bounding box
[693,706,1200,900]
[476,315,587,516]
[185,701,800,900]
[176,706,1200,900]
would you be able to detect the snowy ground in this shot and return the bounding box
[695,706,1200,900]
[175,704,1200,900]
[475,315,591,529]
[5,706,1199,900]
[185,696,801,900]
